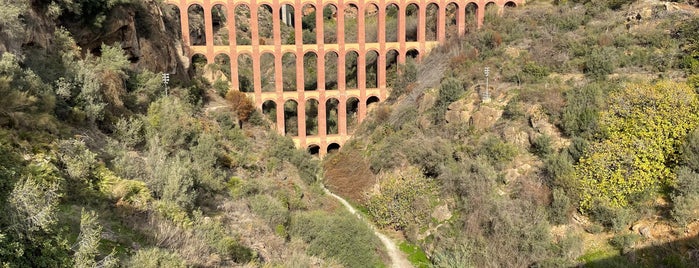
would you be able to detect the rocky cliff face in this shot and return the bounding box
[13,0,189,82]
[64,0,189,81]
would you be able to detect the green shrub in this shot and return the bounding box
[213,79,229,97]
[503,99,525,120]
[290,210,383,268]
[671,167,699,225]
[57,139,97,184]
[531,135,553,158]
[366,167,438,230]
[248,194,289,229]
[561,83,605,138]
[587,200,636,231]
[126,248,186,268]
[479,136,518,167]
[681,128,699,171]
[544,152,575,190]
[549,188,571,225]
[609,233,640,251]
[567,137,589,163]
[583,47,616,79]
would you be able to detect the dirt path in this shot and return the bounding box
[322,186,413,268]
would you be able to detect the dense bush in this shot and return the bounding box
[531,134,553,158]
[126,248,186,268]
[561,83,606,138]
[290,210,383,268]
[671,167,699,225]
[681,128,699,171]
[577,81,699,212]
[366,168,438,230]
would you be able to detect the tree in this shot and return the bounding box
[74,209,118,268]
[225,90,255,127]
[577,81,699,211]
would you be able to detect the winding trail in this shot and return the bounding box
[322,186,413,268]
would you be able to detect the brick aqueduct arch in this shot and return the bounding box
[166,0,522,156]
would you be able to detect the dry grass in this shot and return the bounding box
[323,149,375,204]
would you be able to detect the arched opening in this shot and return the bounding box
[346,97,359,133]
[307,144,320,157]
[280,4,295,45]
[304,52,318,91]
[426,3,439,41]
[213,54,231,94]
[258,5,274,45]
[326,98,339,135]
[188,4,206,45]
[327,143,341,153]
[405,3,419,42]
[260,52,275,92]
[325,51,338,90]
[364,3,379,43]
[163,4,182,39]
[214,54,231,80]
[323,4,338,44]
[305,99,319,135]
[237,53,254,92]
[235,5,252,45]
[385,4,399,42]
[465,3,478,32]
[485,2,498,23]
[344,4,359,43]
[284,99,298,136]
[212,4,229,45]
[505,1,517,8]
[302,4,317,44]
[386,49,399,87]
[445,3,459,40]
[282,52,296,92]
[366,96,380,111]
[345,51,359,89]
[407,49,419,61]
[191,53,208,76]
[365,50,379,88]
[262,100,277,123]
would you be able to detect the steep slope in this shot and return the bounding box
[0,0,387,267]
[324,0,699,266]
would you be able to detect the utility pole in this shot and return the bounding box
[162,73,170,96]
[483,67,491,103]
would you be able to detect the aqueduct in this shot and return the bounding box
[164,0,522,156]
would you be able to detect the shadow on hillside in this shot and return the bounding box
[579,234,699,267]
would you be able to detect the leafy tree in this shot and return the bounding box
[577,81,699,211]
[225,90,255,126]
[74,209,118,268]
[366,167,438,230]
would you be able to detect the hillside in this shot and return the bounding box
[0,0,386,267]
[324,0,699,266]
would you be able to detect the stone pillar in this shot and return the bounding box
[377,4,386,89]
[418,3,426,53]
[271,3,284,98]
[477,4,485,28]
[457,2,466,36]
[251,0,263,99]
[319,96,327,140]
[437,3,446,43]
[277,98,285,134]
[338,96,347,135]
[298,96,306,141]
[179,3,190,47]
[204,0,214,50]
[397,3,406,64]
[336,2,346,91]
[228,4,239,93]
